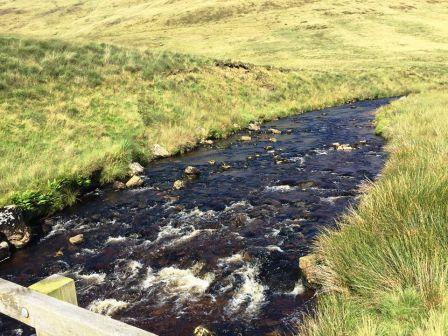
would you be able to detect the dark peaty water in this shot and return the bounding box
[0,99,391,336]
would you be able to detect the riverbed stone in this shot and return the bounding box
[126,176,144,188]
[69,234,84,245]
[268,128,282,134]
[153,144,170,157]
[184,166,200,176]
[269,137,277,143]
[129,162,144,175]
[240,135,252,141]
[0,206,31,249]
[113,181,126,190]
[173,180,186,190]
[194,326,214,336]
[248,123,261,132]
[221,162,231,170]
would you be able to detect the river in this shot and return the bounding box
[0,98,391,336]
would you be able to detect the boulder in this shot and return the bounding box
[173,180,185,190]
[269,137,277,143]
[0,206,31,248]
[0,241,10,261]
[129,162,144,175]
[240,135,252,142]
[69,234,84,245]
[184,166,200,176]
[208,160,216,165]
[126,176,144,188]
[268,128,281,134]
[299,254,319,286]
[152,144,170,157]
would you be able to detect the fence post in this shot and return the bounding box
[29,275,78,336]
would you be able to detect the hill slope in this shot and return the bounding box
[0,0,447,69]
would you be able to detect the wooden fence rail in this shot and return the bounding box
[0,276,157,336]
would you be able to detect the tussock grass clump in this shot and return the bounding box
[301,91,448,335]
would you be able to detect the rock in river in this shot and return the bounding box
[240,135,252,142]
[126,176,144,188]
[129,162,144,175]
[247,123,261,132]
[0,206,31,248]
[173,180,186,190]
[69,234,84,245]
[113,181,126,190]
[184,166,200,176]
[268,128,282,134]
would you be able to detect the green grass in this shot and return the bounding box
[300,90,448,335]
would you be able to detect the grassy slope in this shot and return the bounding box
[0,0,447,70]
[301,91,448,335]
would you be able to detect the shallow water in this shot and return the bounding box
[0,99,391,336]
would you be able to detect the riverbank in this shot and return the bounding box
[300,90,448,335]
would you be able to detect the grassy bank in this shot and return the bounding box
[2,36,446,216]
[301,90,448,335]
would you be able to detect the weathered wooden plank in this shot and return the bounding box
[29,275,78,306]
[0,278,157,336]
